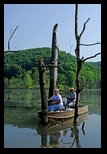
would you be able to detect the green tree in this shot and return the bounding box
[4,47,101,89]
[23,73,33,89]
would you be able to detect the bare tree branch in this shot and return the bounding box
[83,52,101,62]
[4,50,19,54]
[79,18,90,39]
[75,4,78,40]
[8,25,19,50]
[80,42,101,46]
[41,62,64,68]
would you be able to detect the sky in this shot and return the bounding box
[4,4,101,62]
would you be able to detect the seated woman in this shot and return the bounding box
[48,89,63,112]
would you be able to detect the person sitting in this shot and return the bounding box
[48,89,63,112]
[67,87,76,108]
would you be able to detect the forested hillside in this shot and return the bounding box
[4,47,101,89]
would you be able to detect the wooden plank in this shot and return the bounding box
[78,105,88,115]
[48,109,75,119]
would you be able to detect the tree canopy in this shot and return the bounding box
[4,47,101,89]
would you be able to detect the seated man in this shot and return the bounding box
[67,87,76,108]
[48,89,63,112]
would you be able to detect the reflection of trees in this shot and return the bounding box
[4,89,13,101]
[4,89,101,114]
[80,90,101,104]
[4,107,39,129]
[72,124,81,148]
[4,106,86,148]
[4,89,41,109]
[40,124,86,148]
[37,113,88,148]
[22,90,33,107]
[41,134,47,147]
[70,122,86,148]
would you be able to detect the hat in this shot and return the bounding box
[70,87,74,91]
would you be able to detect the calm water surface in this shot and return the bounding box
[4,89,101,148]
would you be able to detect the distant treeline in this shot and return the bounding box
[4,47,101,89]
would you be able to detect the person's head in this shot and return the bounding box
[53,89,59,94]
[70,87,74,92]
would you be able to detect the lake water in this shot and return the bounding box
[4,89,101,148]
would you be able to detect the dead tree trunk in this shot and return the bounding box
[8,25,19,51]
[73,4,101,123]
[73,4,81,123]
[49,23,59,98]
[38,58,48,124]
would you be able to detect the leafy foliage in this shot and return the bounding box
[4,47,101,89]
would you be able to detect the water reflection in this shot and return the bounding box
[4,106,88,148]
[39,124,86,148]
[4,89,101,148]
[37,113,88,148]
[4,105,101,148]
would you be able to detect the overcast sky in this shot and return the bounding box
[4,4,101,62]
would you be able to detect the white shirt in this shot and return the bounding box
[50,94,63,106]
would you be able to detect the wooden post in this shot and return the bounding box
[49,23,59,98]
[38,58,48,124]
